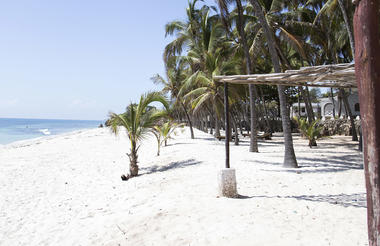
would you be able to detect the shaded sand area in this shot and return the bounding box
[0,127,366,245]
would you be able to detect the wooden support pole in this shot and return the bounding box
[353,1,380,245]
[224,82,230,169]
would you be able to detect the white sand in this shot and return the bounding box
[0,127,367,245]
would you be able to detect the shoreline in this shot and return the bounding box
[0,127,101,147]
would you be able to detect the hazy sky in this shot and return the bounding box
[0,0,215,120]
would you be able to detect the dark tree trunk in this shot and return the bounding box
[236,0,259,152]
[215,110,221,138]
[259,87,272,133]
[299,86,315,123]
[305,86,315,121]
[297,87,301,118]
[330,88,336,118]
[231,114,239,145]
[203,113,208,133]
[276,97,281,118]
[338,92,343,117]
[181,102,195,139]
[248,86,258,151]
[354,2,380,245]
[340,89,358,141]
[245,103,250,135]
[250,0,298,168]
[210,114,214,135]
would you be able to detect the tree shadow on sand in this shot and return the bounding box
[247,147,363,173]
[288,193,367,208]
[140,158,202,175]
[235,193,367,208]
[256,153,363,173]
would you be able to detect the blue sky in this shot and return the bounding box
[0,0,215,120]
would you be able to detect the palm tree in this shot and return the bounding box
[152,121,184,156]
[108,92,169,178]
[164,0,210,64]
[180,12,239,138]
[249,0,298,168]
[309,0,355,58]
[152,56,195,139]
[217,0,259,152]
[295,117,323,148]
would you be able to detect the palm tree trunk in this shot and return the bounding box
[231,109,239,145]
[299,86,315,123]
[215,111,221,138]
[236,0,259,152]
[250,0,298,168]
[128,142,139,177]
[180,101,195,139]
[340,89,358,141]
[338,91,343,117]
[210,114,214,135]
[259,87,272,133]
[157,143,161,156]
[330,88,336,118]
[297,87,301,118]
[249,86,259,151]
[337,0,355,58]
[245,103,250,135]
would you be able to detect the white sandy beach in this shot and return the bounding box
[0,127,367,245]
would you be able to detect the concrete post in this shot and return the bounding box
[218,168,237,198]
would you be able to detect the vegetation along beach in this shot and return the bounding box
[2,0,380,245]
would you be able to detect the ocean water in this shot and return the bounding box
[0,118,103,145]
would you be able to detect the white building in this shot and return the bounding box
[291,91,360,120]
[290,102,320,118]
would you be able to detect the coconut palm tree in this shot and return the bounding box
[152,121,185,156]
[179,11,240,138]
[249,0,298,168]
[308,0,355,58]
[152,56,195,139]
[108,92,169,179]
[295,117,323,148]
[216,0,259,152]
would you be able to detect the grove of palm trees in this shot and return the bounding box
[152,0,357,167]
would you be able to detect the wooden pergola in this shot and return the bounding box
[215,62,358,171]
[214,63,357,88]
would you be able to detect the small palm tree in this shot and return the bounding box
[108,92,169,179]
[152,121,185,156]
[295,117,323,148]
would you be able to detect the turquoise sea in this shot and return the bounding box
[0,118,103,145]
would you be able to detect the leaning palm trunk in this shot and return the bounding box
[250,0,298,168]
[337,0,355,58]
[180,101,195,139]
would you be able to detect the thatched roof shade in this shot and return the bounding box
[214,63,356,88]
